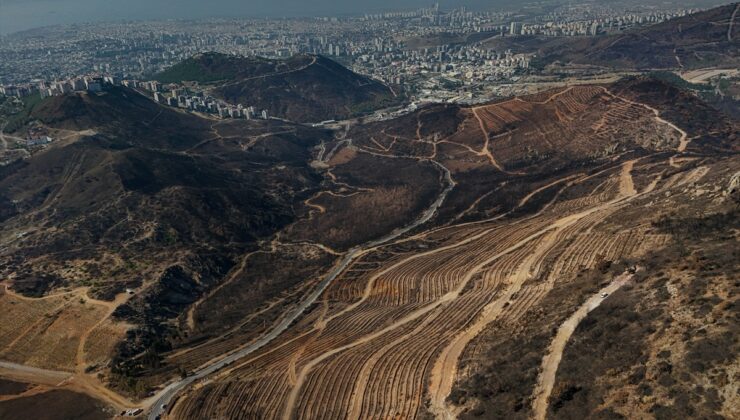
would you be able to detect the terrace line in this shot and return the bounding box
[146,158,455,420]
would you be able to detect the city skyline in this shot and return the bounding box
[2,0,441,35]
[0,0,725,35]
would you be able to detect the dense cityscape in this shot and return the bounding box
[1,2,695,97]
[0,1,709,165]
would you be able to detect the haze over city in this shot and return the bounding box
[2,0,468,34]
[0,0,725,34]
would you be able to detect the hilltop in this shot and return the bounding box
[154,53,399,122]
[153,52,298,84]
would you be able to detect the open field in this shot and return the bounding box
[0,287,124,372]
[0,285,135,411]
[0,387,111,420]
[680,68,739,84]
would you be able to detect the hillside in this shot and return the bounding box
[0,77,737,419]
[0,85,445,404]
[0,87,323,386]
[157,78,737,420]
[154,53,399,122]
[541,3,740,70]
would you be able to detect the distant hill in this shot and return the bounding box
[154,53,399,122]
[541,3,740,70]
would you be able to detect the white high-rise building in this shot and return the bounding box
[510,22,521,35]
[590,22,599,36]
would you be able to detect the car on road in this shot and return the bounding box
[600,292,609,298]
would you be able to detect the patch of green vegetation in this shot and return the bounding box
[715,77,731,92]
[528,55,548,71]
[161,227,179,246]
[154,60,237,83]
[3,93,46,133]
[439,78,463,90]
[648,71,712,92]
[153,53,253,83]
[348,94,401,117]
[0,94,21,124]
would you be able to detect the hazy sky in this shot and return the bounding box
[0,0,502,35]
[0,0,723,35]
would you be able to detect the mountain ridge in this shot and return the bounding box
[541,3,740,70]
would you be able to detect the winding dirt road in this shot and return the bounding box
[600,87,689,152]
[470,107,507,172]
[728,3,739,42]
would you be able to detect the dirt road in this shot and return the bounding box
[427,160,644,418]
[729,3,739,42]
[147,160,456,420]
[0,361,71,387]
[217,56,318,89]
[530,270,637,420]
[600,87,689,152]
[470,107,507,172]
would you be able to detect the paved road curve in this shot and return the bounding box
[148,160,455,420]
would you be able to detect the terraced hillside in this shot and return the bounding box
[160,79,738,420]
[0,84,444,410]
[0,76,736,419]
